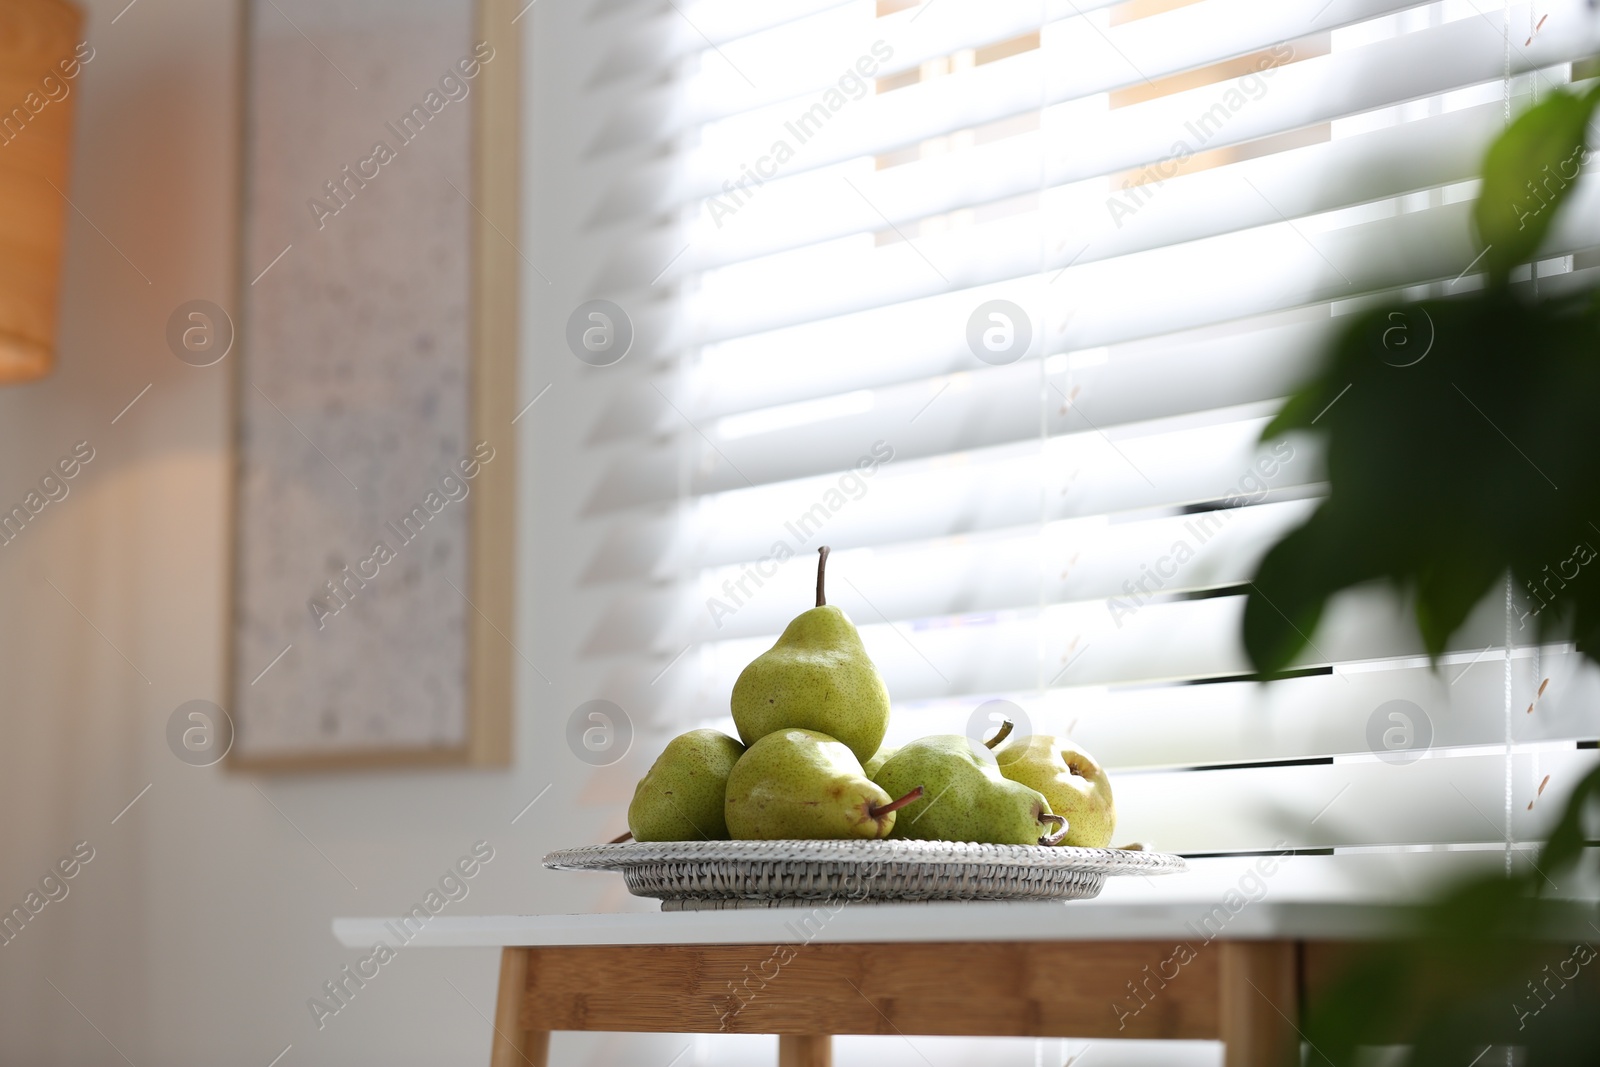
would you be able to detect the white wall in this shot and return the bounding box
[0,1,653,1064]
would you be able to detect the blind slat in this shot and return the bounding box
[586,188,1597,525]
[614,92,1503,290]
[584,500,1316,653]
[858,649,1590,771]
[1111,750,1594,854]
[588,408,1301,515]
[582,0,858,89]
[676,181,1600,359]
[591,3,1594,225]
[592,309,1331,446]
[595,0,1416,154]
[1071,649,1597,768]
[699,585,1508,702]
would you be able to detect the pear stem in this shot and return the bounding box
[816,545,830,607]
[870,785,924,818]
[607,830,634,844]
[983,718,1014,750]
[1037,814,1069,847]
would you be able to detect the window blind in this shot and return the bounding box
[575,0,1600,877]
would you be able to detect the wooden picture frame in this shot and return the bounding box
[226,0,519,771]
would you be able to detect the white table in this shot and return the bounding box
[333,898,1444,1067]
[332,898,1424,949]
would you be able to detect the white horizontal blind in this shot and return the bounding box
[573,0,1600,867]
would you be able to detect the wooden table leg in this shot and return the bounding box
[1219,940,1298,1067]
[777,1034,832,1067]
[490,947,550,1067]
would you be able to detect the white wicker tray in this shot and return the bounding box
[543,840,1187,910]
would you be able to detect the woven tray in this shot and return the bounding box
[543,840,1186,910]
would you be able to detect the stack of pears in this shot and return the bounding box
[626,546,1117,849]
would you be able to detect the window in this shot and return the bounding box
[569,0,1597,903]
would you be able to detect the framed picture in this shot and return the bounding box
[227,0,520,770]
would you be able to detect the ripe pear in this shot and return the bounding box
[627,729,745,842]
[995,735,1116,848]
[863,746,898,779]
[730,547,890,763]
[724,728,922,840]
[872,734,1059,845]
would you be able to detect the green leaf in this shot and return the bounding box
[1414,555,1502,660]
[1242,520,1332,676]
[1474,85,1600,285]
[1538,762,1600,879]
[1259,306,1385,442]
[1261,376,1340,440]
[1241,58,1600,1067]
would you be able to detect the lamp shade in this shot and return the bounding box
[0,0,82,384]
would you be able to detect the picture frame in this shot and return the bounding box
[226,0,520,771]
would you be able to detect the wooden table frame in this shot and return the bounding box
[487,938,1334,1067]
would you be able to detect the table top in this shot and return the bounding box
[332,898,1435,949]
[333,848,1600,949]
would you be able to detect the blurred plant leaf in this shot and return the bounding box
[1539,762,1600,879]
[1300,845,1600,1066]
[1414,549,1502,659]
[1473,83,1600,285]
[1246,287,1600,678]
[1242,522,1330,674]
[1244,63,1600,1066]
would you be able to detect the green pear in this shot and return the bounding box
[995,735,1116,848]
[872,734,1059,845]
[627,729,745,842]
[724,728,922,840]
[729,547,890,763]
[863,746,898,779]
